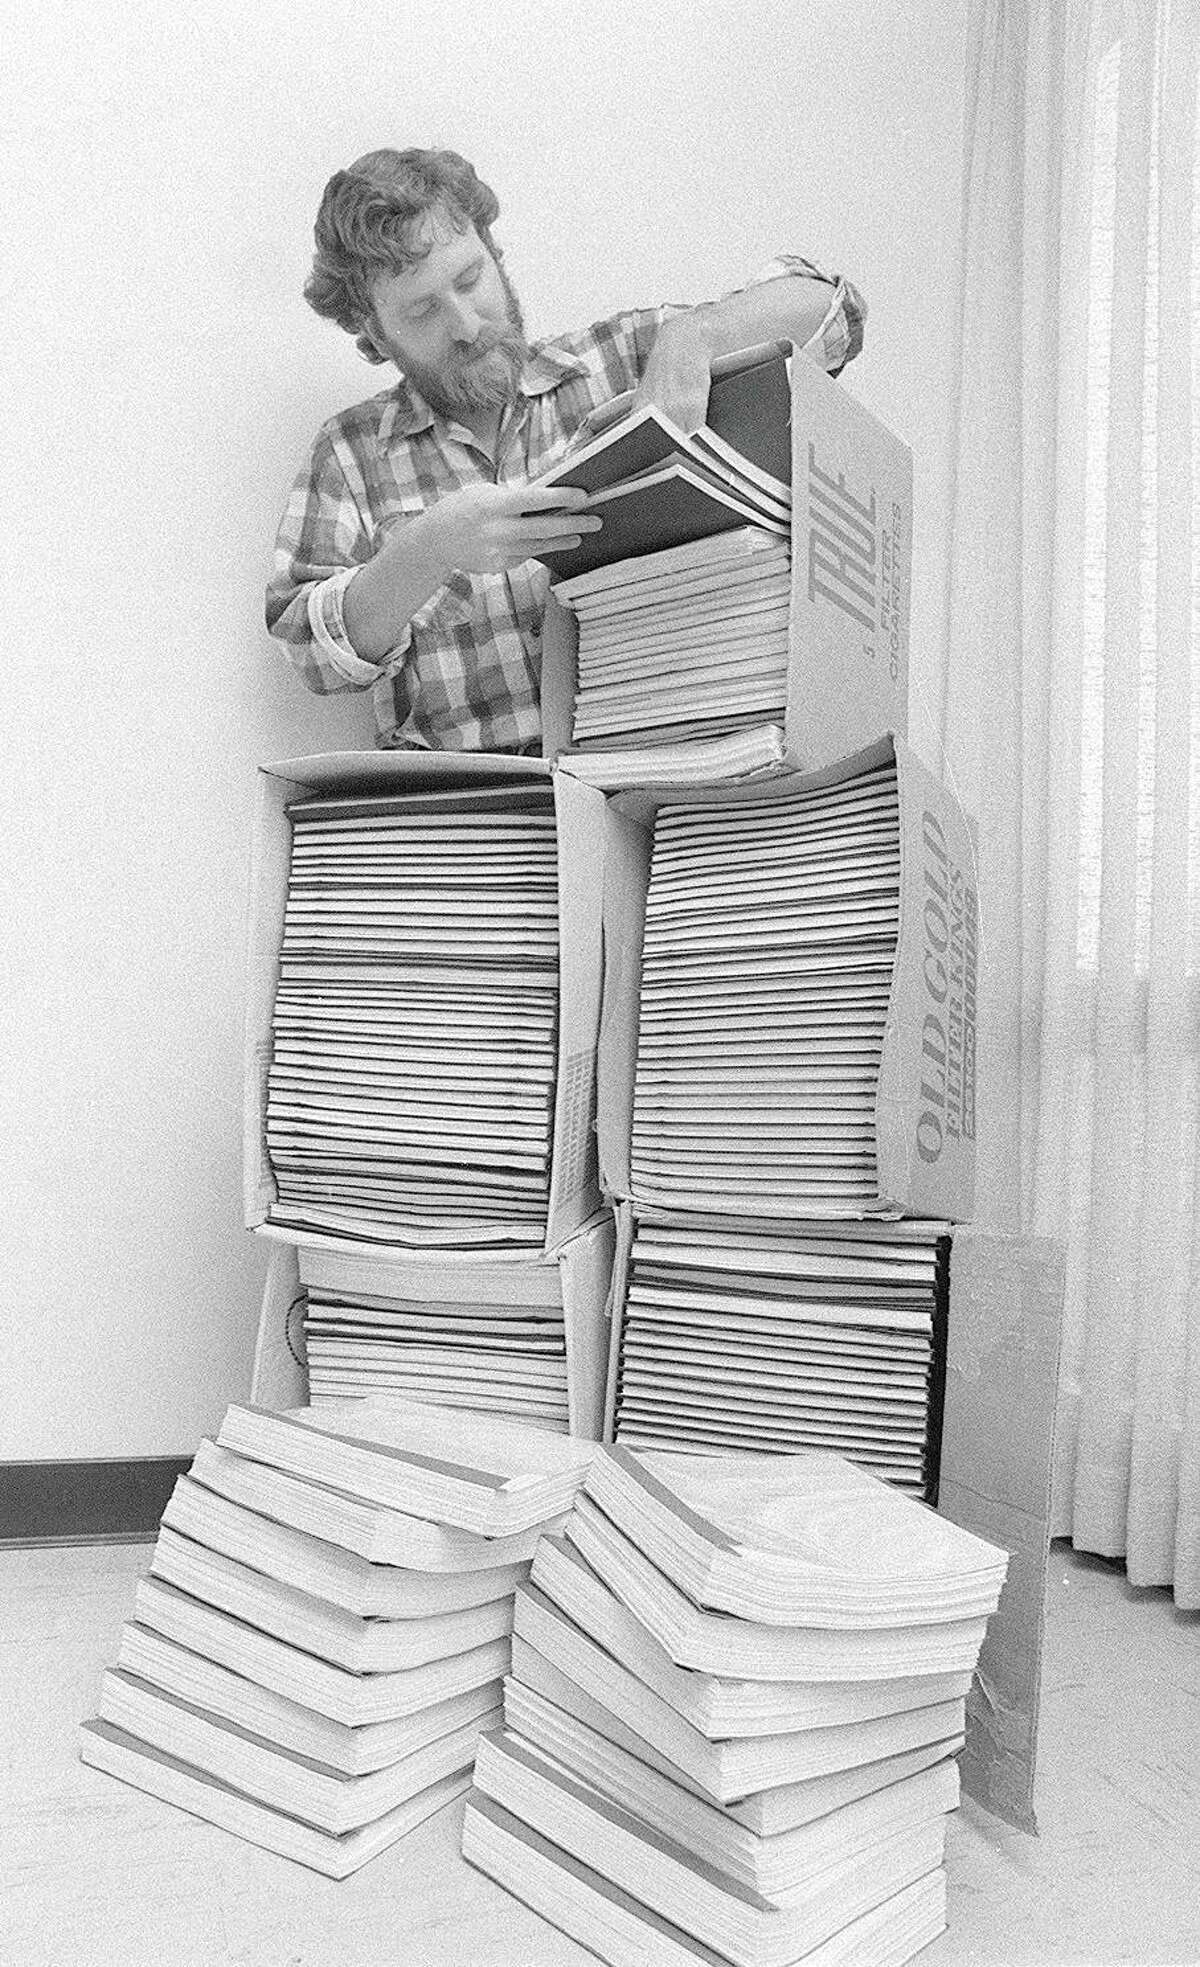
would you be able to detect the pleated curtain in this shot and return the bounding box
[930,0,1200,1600]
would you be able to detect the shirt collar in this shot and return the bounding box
[378,341,589,448]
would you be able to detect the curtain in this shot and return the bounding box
[933,0,1200,1601]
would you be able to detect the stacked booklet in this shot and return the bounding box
[264,783,560,1249]
[610,1217,950,1497]
[80,1402,595,1876]
[303,1272,570,1430]
[629,756,901,1217]
[463,1445,1007,1965]
[558,720,791,794]
[555,528,791,756]
[535,342,792,589]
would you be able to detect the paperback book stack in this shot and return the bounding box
[264,782,560,1249]
[610,1217,950,1498]
[531,341,795,785]
[80,1401,595,1876]
[463,1445,1008,1966]
[629,756,901,1219]
[302,1272,570,1429]
[556,526,791,763]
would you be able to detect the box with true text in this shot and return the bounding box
[540,345,913,786]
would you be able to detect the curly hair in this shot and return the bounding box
[304,148,502,363]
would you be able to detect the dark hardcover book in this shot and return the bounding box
[536,465,784,585]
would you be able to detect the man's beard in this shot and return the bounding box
[399,260,529,420]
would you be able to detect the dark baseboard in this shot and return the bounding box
[0,1457,190,1547]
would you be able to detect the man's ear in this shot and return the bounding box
[355,318,390,365]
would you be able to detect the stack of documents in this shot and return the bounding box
[303,1275,570,1430]
[463,1445,1007,1964]
[535,341,792,588]
[556,527,792,756]
[81,1402,595,1876]
[264,783,560,1249]
[559,722,790,794]
[630,757,901,1217]
[611,1218,950,1496]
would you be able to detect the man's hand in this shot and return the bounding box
[422,483,601,577]
[344,484,601,662]
[631,311,716,434]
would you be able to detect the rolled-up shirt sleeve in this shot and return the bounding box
[265,431,404,694]
[747,253,867,378]
[301,566,382,687]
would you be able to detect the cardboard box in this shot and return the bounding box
[250,1212,617,1441]
[937,1228,1065,1834]
[599,1206,1065,1834]
[598,1203,948,1496]
[243,750,609,1257]
[540,346,913,780]
[596,733,979,1224]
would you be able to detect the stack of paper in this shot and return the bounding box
[559,723,789,794]
[303,1276,570,1430]
[535,341,792,587]
[556,528,792,755]
[80,1402,595,1876]
[611,1218,949,1496]
[463,1445,1007,1965]
[629,757,900,1217]
[264,783,560,1249]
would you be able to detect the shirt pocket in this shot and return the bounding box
[371,485,482,633]
[370,491,429,549]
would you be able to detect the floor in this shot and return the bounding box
[1,1540,1198,1967]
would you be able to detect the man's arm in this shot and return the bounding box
[268,428,600,676]
[342,484,598,666]
[634,261,865,432]
[266,432,386,697]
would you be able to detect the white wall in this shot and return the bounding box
[2,0,967,1458]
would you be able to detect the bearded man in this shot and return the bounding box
[266,147,865,753]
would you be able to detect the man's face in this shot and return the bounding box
[367,212,528,420]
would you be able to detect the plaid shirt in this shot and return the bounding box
[265,255,866,752]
